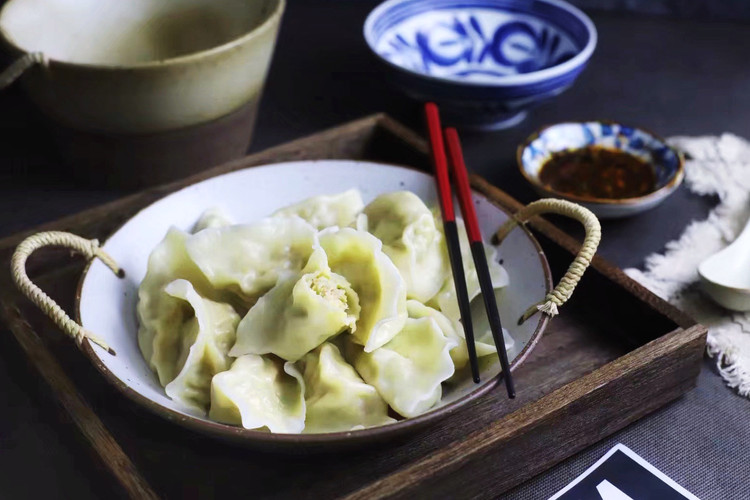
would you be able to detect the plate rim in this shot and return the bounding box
[74,159,552,446]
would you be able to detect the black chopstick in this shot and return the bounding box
[444,126,516,399]
[424,102,481,384]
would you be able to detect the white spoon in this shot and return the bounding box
[698,216,750,311]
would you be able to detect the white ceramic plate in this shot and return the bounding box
[77,160,551,448]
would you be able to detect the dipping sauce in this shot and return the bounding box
[539,146,657,199]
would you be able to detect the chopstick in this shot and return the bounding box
[444,126,516,399]
[424,102,481,384]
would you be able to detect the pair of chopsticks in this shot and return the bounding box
[424,102,515,399]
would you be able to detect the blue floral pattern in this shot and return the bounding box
[378,11,578,82]
[364,0,596,129]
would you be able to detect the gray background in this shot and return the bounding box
[1,1,749,498]
[568,0,750,19]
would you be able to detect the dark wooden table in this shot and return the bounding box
[1,2,749,498]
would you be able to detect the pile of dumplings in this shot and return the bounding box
[137,189,511,434]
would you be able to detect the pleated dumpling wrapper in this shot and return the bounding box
[364,191,450,303]
[319,227,407,352]
[137,227,231,385]
[345,316,457,418]
[185,216,317,300]
[230,247,361,361]
[406,300,514,372]
[210,355,306,433]
[191,206,233,233]
[404,300,490,370]
[431,217,509,326]
[298,343,395,433]
[272,189,364,230]
[154,279,240,413]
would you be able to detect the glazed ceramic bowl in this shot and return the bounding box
[0,0,284,133]
[364,0,597,130]
[0,0,285,186]
[71,160,552,450]
[518,121,685,218]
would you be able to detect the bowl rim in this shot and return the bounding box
[698,255,750,295]
[517,120,686,206]
[74,159,553,446]
[0,0,285,71]
[698,268,750,295]
[363,0,597,88]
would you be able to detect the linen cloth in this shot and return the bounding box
[625,133,750,397]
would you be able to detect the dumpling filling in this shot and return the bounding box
[306,273,350,313]
[230,248,360,361]
[319,228,407,352]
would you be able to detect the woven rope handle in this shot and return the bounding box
[11,231,124,355]
[0,52,46,91]
[493,199,601,325]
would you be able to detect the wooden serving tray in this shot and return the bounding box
[0,114,706,499]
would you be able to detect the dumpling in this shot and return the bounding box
[298,343,395,433]
[230,248,360,361]
[137,227,225,379]
[431,217,509,325]
[157,279,240,413]
[185,216,317,299]
[405,300,492,370]
[364,192,449,303]
[272,189,364,229]
[192,206,233,232]
[472,325,515,359]
[210,355,306,433]
[467,289,516,355]
[345,316,456,418]
[319,228,407,352]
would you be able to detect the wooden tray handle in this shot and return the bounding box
[493,199,601,325]
[11,231,124,355]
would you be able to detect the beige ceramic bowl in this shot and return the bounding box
[0,0,285,134]
[0,0,285,187]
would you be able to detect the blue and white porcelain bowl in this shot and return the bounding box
[364,0,597,130]
[518,121,685,218]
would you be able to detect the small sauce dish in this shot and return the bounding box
[518,121,684,218]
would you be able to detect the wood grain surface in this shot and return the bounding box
[0,297,159,500]
[0,115,706,499]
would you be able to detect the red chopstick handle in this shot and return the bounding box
[444,127,482,243]
[424,103,455,222]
